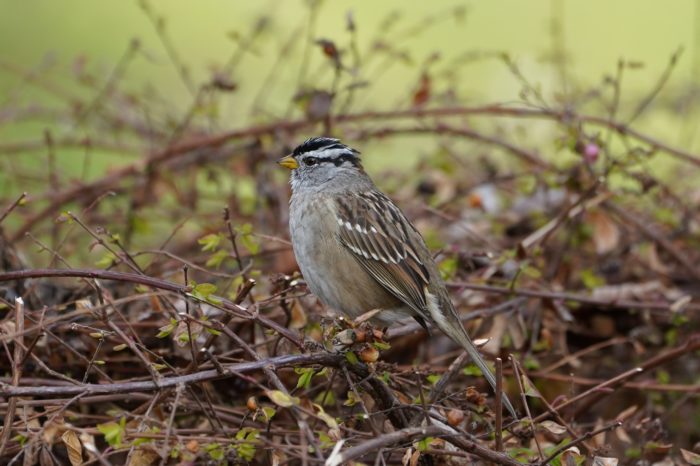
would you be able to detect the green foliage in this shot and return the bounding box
[463,364,484,376]
[198,233,224,252]
[205,249,229,268]
[95,251,117,268]
[267,390,300,408]
[189,282,222,305]
[97,417,127,449]
[234,427,260,462]
[314,390,336,406]
[416,437,434,452]
[344,390,362,407]
[579,268,605,289]
[345,351,359,365]
[204,442,225,461]
[295,367,315,389]
[156,318,178,338]
[236,223,260,255]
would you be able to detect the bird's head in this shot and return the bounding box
[278,137,363,191]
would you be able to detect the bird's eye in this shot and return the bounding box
[303,157,318,166]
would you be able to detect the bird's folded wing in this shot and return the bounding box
[334,191,431,318]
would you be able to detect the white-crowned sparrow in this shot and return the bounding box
[279,136,517,418]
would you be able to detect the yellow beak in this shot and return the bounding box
[277,155,298,170]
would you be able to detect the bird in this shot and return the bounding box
[279,136,517,419]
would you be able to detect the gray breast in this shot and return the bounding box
[289,193,405,321]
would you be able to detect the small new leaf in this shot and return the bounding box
[198,233,224,252]
[266,390,299,408]
[97,417,126,449]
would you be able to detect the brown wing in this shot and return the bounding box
[334,191,432,318]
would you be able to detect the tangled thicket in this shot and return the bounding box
[1,3,699,465]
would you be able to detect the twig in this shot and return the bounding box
[510,355,544,460]
[326,424,524,466]
[446,281,700,313]
[538,421,622,466]
[426,351,469,406]
[0,298,24,457]
[158,384,184,466]
[0,192,27,226]
[0,268,303,348]
[0,352,344,398]
[605,201,700,283]
[495,357,503,452]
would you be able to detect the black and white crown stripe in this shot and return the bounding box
[291,137,361,166]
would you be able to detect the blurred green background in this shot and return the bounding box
[0,0,698,214]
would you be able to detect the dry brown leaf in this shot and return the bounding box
[79,432,97,462]
[289,299,307,329]
[561,447,583,466]
[642,242,670,274]
[402,448,413,466]
[592,456,619,466]
[61,431,83,466]
[539,420,567,435]
[39,445,55,466]
[615,404,638,422]
[482,314,506,354]
[616,426,632,444]
[591,418,606,448]
[409,449,421,466]
[588,210,620,254]
[681,448,700,465]
[127,446,160,466]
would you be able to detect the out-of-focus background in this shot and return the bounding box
[1,1,698,177]
[1,2,700,464]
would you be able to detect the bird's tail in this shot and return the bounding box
[439,312,518,419]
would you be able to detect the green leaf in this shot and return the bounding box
[266,390,299,408]
[204,442,225,461]
[318,431,334,449]
[234,427,260,462]
[313,404,339,430]
[521,374,541,398]
[426,374,441,385]
[345,351,359,365]
[344,391,361,407]
[194,282,217,295]
[95,251,117,268]
[524,355,541,370]
[295,368,314,390]
[133,427,159,446]
[416,437,434,452]
[206,249,229,268]
[12,434,27,447]
[656,369,670,384]
[156,319,177,338]
[261,406,276,422]
[580,268,605,289]
[191,282,222,305]
[463,364,484,376]
[439,257,458,280]
[240,233,260,255]
[372,341,391,351]
[198,233,224,252]
[97,417,126,448]
[314,390,336,406]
